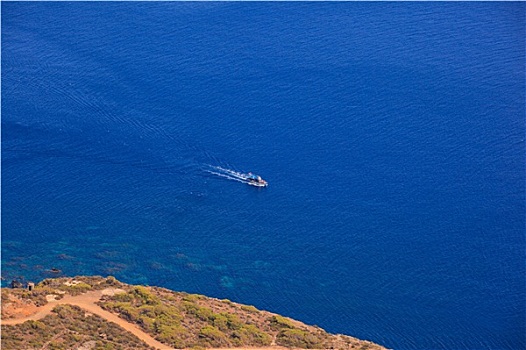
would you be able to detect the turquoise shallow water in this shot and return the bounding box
[2,3,525,349]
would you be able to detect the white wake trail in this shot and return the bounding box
[208,165,249,180]
[205,170,250,184]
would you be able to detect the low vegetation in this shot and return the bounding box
[99,286,273,348]
[2,276,386,350]
[1,304,154,350]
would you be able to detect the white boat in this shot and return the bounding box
[247,173,268,187]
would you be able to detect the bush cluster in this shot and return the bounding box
[101,287,272,348]
[3,277,386,350]
[268,314,297,329]
[1,304,154,350]
[267,315,329,349]
[276,328,328,349]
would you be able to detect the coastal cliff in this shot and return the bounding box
[1,276,386,350]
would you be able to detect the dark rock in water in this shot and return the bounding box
[57,254,74,260]
[10,279,24,288]
[220,275,235,289]
[49,268,61,273]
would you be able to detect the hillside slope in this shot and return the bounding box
[1,276,386,350]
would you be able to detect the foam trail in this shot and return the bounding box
[202,164,265,186]
[210,166,248,180]
[205,170,250,184]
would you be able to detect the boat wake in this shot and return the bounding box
[204,165,267,187]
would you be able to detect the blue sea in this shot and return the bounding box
[2,2,524,349]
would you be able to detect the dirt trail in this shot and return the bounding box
[1,290,290,350]
[1,289,173,350]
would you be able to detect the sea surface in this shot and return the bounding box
[2,2,524,349]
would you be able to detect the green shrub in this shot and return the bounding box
[131,286,160,306]
[232,324,272,346]
[137,315,156,333]
[240,304,259,313]
[224,313,242,330]
[276,328,326,349]
[138,305,157,319]
[155,323,187,348]
[1,289,11,304]
[183,302,214,322]
[194,306,214,321]
[182,293,203,302]
[198,325,230,347]
[115,304,140,322]
[182,301,199,313]
[268,315,296,329]
[53,304,75,318]
[111,292,134,303]
[103,276,120,286]
[154,305,183,323]
[212,313,229,331]
[64,282,92,295]
[190,346,206,350]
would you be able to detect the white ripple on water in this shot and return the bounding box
[202,165,268,187]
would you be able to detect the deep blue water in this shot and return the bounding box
[2,2,525,349]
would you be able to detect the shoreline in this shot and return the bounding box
[1,276,387,350]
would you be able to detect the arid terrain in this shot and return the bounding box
[1,276,386,350]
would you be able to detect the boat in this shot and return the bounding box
[247,173,268,187]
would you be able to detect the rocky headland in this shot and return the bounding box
[1,276,386,350]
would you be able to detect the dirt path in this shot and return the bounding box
[1,291,291,350]
[1,289,173,350]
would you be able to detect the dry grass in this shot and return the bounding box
[1,276,387,350]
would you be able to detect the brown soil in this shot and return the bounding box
[1,290,307,350]
[2,293,40,319]
[2,289,171,350]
